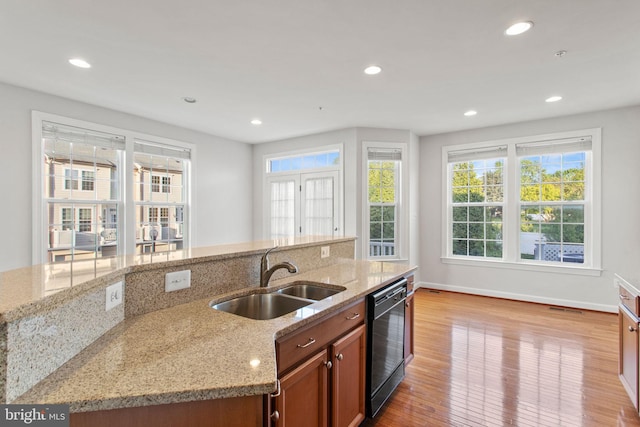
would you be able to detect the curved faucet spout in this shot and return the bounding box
[260,247,298,288]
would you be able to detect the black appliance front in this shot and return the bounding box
[366,278,407,417]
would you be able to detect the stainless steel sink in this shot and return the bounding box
[211,293,312,320]
[210,282,346,320]
[276,282,345,300]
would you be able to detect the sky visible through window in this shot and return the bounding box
[269,151,339,173]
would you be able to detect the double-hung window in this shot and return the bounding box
[364,143,408,260]
[34,112,192,264]
[443,129,601,273]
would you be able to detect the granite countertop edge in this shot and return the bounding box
[15,260,417,413]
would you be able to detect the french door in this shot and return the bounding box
[266,171,340,239]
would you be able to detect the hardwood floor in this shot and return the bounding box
[362,289,640,427]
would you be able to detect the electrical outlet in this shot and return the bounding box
[321,246,330,258]
[165,270,191,292]
[106,281,123,311]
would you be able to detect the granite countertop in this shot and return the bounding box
[14,259,416,413]
[0,236,354,323]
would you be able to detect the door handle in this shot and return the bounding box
[345,312,360,320]
[336,353,344,361]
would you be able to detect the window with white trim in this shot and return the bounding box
[35,113,192,264]
[134,140,189,254]
[364,143,408,260]
[443,129,601,271]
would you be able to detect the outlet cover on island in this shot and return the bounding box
[165,270,191,292]
[321,246,330,258]
[106,281,123,311]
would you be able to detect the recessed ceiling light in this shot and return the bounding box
[251,119,262,125]
[464,110,478,117]
[68,58,91,68]
[505,21,534,36]
[545,96,563,103]
[182,97,197,103]
[364,65,382,75]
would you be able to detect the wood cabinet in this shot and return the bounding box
[404,273,415,366]
[619,306,638,409]
[273,299,366,427]
[404,291,415,366]
[617,275,640,413]
[70,395,263,427]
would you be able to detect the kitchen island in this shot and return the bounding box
[1,237,415,426]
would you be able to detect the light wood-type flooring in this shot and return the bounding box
[362,289,640,427]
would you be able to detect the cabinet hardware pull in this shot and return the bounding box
[629,326,637,332]
[620,294,630,300]
[336,353,344,361]
[271,410,280,422]
[270,380,281,397]
[346,312,360,320]
[325,360,333,369]
[297,338,316,348]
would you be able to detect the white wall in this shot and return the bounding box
[420,105,640,312]
[252,127,420,275]
[0,82,253,272]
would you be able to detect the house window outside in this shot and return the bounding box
[364,144,407,260]
[61,208,73,230]
[78,208,92,232]
[64,169,78,190]
[443,129,600,272]
[35,112,193,264]
[81,171,94,191]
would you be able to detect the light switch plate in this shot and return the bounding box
[106,281,123,311]
[321,246,330,258]
[165,270,191,292]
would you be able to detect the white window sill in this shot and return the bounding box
[441,256,602,277]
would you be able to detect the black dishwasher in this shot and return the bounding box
[366,277,407,417]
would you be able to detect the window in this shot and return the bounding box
[443,129,601,273]
[450,155,505,258]
[363,143,408,260]
[34,112,193,264]
[134,139,189,254]
[264,146,342,239]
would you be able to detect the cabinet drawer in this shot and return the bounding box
[277,299,365,373]
[619,285,639,317]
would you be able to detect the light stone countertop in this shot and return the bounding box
[0,236,354,323]
[14,259,416,413]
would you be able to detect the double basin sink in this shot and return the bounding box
[211,282,345,320]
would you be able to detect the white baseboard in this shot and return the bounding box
[416,281,617,314]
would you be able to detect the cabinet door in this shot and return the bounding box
[330,324,366,427]
[274,350,329,427]
[404,291,415,365]
[619,307,639,409]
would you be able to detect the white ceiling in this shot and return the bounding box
[1,0,639,144]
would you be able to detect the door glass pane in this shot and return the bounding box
[304,176,334,236]
[270,180,295,239]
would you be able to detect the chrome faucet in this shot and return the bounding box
[260,246,298,288]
